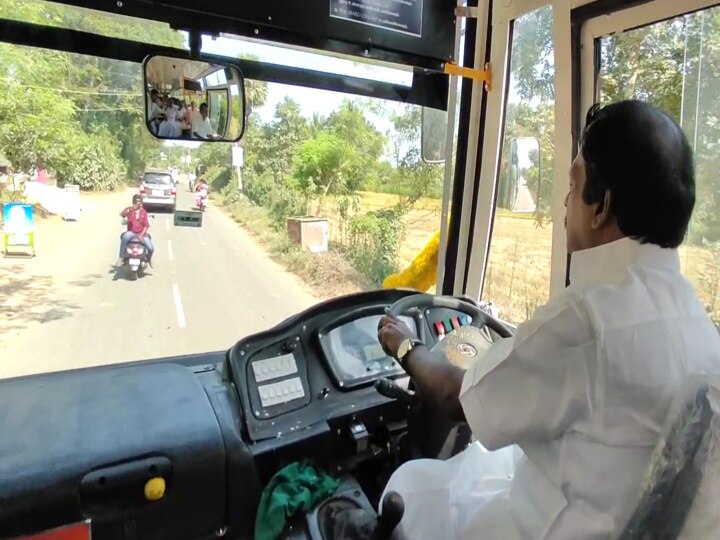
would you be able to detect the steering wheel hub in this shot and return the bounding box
[430,325,494,370]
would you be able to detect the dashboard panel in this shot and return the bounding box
[227,289,483,449]
[318,311,416,389]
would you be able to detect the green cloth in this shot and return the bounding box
[254,461,340,540]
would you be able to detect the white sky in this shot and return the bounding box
[199,35,412,131]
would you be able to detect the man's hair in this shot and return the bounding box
[199,102,208,110]
[580,99,695,248]
[150,89,158,97]
[132,194,142,203]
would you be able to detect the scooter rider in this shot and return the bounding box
[194,178,208,193]
[118,194,154,267]
[194,178,209,209]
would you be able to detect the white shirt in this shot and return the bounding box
[386,237,720,539]
[192,115,213,139]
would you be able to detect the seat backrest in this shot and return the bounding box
[617,375,720,539]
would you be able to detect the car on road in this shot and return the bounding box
[140,169,176,212]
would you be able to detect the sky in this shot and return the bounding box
[199,35,414,131]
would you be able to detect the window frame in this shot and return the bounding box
[579,0,720,118]
[463,0,574,306]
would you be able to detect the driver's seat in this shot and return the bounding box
[616,375,720,539]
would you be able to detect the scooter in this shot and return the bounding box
[195,186,208,211]
[119,216,152,280]
[123,239,149,280]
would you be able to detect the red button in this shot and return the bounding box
[451,317,460,329]
[434,321,445,335]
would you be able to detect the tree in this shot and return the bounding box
[0,0,184,186]
[254,97,310,182]
[293,101,385,202]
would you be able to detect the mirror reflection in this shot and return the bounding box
[499,136,540,214]
[143,55,245,142]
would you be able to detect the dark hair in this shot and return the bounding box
[199,102,208,110]
[132,194,142,203]
[580,100,695,248]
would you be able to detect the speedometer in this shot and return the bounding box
[318,314,417,389]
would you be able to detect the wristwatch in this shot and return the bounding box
[396,338,425,366]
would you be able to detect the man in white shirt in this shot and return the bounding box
[377,100,720,539]
[147,89,163,135]
[192,103,214,140]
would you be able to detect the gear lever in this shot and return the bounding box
[370,491,404,540]
[375,379,416,407]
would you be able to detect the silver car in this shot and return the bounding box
[140,170,176,212]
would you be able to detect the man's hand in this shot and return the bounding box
[378,312,466,422]
[378,313,417,358]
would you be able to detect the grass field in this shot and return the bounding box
[324,192,720,324]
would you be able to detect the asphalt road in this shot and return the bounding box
[0,186,319,379]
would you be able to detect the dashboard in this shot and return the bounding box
[228,289,480,449]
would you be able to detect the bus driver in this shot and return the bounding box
[377,100,720,540]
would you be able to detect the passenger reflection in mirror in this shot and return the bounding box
[192,103,215,140]
[147,89,163,135]
[158,99,180,138]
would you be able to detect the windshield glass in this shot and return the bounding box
[144,173,173,185]
[0,0,445,380]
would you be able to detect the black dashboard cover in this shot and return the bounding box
[0,363,227,539]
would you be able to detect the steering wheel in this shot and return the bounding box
[386,293,512,339]
[376,294,513,462]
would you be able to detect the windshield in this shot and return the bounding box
[0,0,446,380]
[144,173,173,185]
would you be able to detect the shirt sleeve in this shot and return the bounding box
[459,297,595,450]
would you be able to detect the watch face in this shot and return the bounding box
[397,339,411,359]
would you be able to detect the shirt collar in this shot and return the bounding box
[569,237,681,288]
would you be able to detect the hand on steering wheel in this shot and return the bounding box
[377,313,417,359]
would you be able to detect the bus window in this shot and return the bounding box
[481,5,555,325]
[207,89,229,139]
[597,4,720,328]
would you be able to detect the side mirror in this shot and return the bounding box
[142,53,246,143]
[501,137,540,214]
[421,107,447,164]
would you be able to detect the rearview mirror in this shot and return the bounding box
[421,107,447,164]
[143,54,246,143]
[500,137,540,214]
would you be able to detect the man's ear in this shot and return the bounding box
[591,190,613,230]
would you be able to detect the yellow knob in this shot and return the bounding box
[144,477,166,501]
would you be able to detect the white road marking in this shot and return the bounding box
[165,218,170,230]
[167,240,174,260]
[172,283,186,328]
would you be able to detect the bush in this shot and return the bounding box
[267,185,310,230]
[217,182,240,205]
[346,208,404,285]
[245,172,274,207]
[55,133,126,190]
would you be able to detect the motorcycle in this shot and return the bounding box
[123,238,149,280]
[195,186,208,211]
